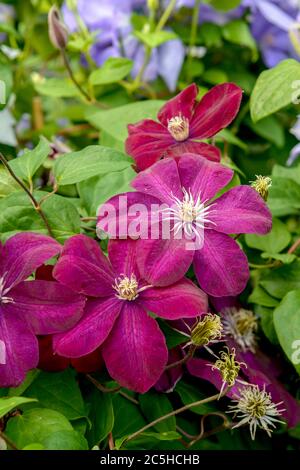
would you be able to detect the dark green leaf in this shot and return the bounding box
[139,391,176,433]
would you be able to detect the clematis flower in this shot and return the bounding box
[52,234,208,393]
[38,336,103,374]
[125,83,243,170]
[98,154,272,296]
[0,233,85,387]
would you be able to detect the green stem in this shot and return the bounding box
[288,238,300,254]
[188,0,201,57]
[121,389,227,448]
[0,152,54,238]
[164,345,196,371]
[248,262,279,269]
[156,0,177,32]
[61,49,92,102]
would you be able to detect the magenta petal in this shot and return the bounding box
[108,238,140,278]
[194,230,249,297]
[267,382,300,429]
[8,280,85,334]
[126,120,173,171]
[166,141,221,162]
[137,237,194,287]
[102,302,168,393]
[1,232,61,290]
[53,297,122,358]
[0,307,38,387]
[187,358,238,399]
[158,83,198,127]
[190,83,243,139]
[139,278,207,320]
[155,347,183,393]
[97,191,160,238]
[211,186,272,235]
[178,154,233,202]
[58,234,112,268]
[132,157,182,205]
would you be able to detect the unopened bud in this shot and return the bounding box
[48,6,68,50]
[251,175,272,201]
[147,0,159,11]
[191,314,222,347]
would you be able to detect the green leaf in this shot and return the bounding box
[245,218,291,253]
[24,369,86,421]
[41,194,81,242]
[157,320,188,349]
[135,30,177,48]
[260,261,300,299]
[216,129,247,150]
[77,167,136,216]
[86,100,165,147]
[250,59,300,122]
[53,145,132,186]
[89,58,133,85]
[254,305,278,345]
[115,431,180,450]
[222,20,257,60]
[5,408,86,450]
[248,285,279,308]
[246,116,285,148]
[86,388,114,447]
[112,394,146,439]
[0,63,13,110]
[272,163,300,184]
[268,177,300,217]
[0,191,80,243]
[273,290,300,374]
[23,443,45,450]
[34,78,80,98]
[261,253,296,264]
[208,0,241,11]
[9,137,50,182]
[0,167,19,197]
[175,382,216,415]
[139,391,176,433]
[0,397,37,419]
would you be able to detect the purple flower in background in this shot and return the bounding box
[0,233,85,387]
[287,115,300,165]
[62,0,185,91]
[0,3,15,41]
[53,235,207,393]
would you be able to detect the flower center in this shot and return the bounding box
[113,274,139,301]
[167,115,189,142]
[162,188,215,241]
[212,348,242,388]
[0,275,13,305]
[223,308,258,353]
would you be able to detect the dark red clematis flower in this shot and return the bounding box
[125,82,243,170]
[38,335,103,374]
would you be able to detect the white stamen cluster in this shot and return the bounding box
[162,188,215,243]
[167,115,189,141]
[113,274,139,301]
[228,385,285,440]
[223,308,258,353]
[0,273,13,305]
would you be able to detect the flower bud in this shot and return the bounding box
[48,6,68,50]
[190,314,222,347]
[147,0,159,11]
[251,175,272,201]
